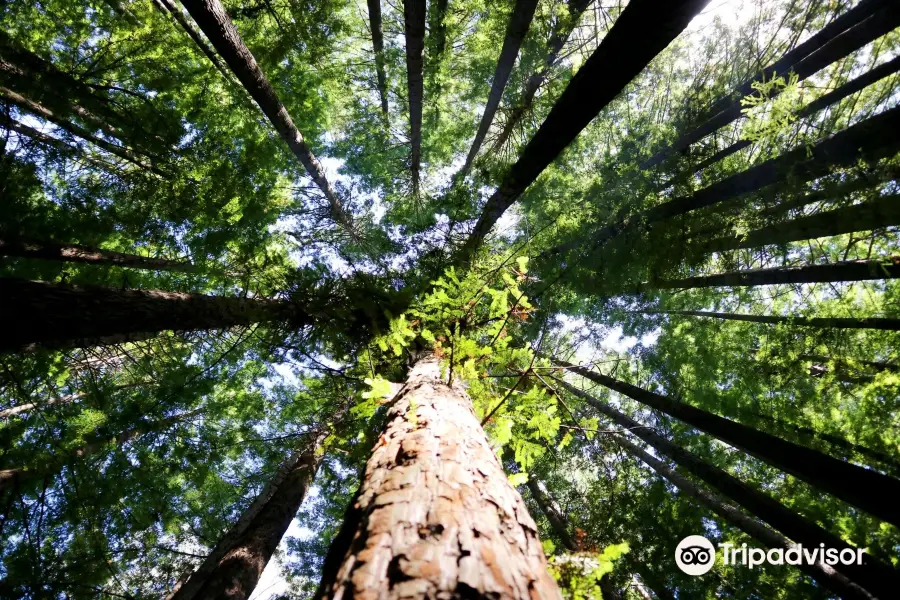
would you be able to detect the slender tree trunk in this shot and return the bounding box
[457,0,711,263]
[179,0,351,230]
[3,118,117,172]
[799,354,899,374]
[639,257,900,292]
[547,356,900,528]
[614,436,878,600]
[0,382,143,419]
[636,309,900,331]
[0,278,310,352]
[428,0,449,68]
[525,477,576,551]
[402,0,426,195]
[759,166,899,219]
[632,566,675,600]
[366,0,390,118]
[551,377,899,599]
[456,0,540,182]
[314,355,562,600]
[0,238,196,272]
[153,0,232,81]
[641,0,900,167]
[168,425,333,600]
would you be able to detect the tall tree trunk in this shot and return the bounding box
[0,382,143,419]
[525,477,576,551]
[799,354,899,374]
[641,0,900,167]
[168,425,333,600]
[697,194,900,252]
[631,566,675,600]
[0,238,197,272]
[402,0,426,195]
[153,0,232,81]
[636,309,900,331]
[3,118,117,172]
[457,0,711,263]
[427,0,449,69]
[0,278,310,352]
[456,0,540,182]
[490,0,593,154]
[613,436,878,600]
[179,0,351,230]
[547,356,900,528]
[758,166,898,219]
[551,377,899,599]
[314,355,562,600]
[639,257,900,292]
[367,0,390,118]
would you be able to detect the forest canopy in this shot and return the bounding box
[1,0,899,599]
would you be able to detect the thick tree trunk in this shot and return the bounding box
[456,0,540,182]
[636,309,900,331]
[640,257,900,291]
[489,0,592,154]
[641,0,900,167]
[552,377,899,599]
[0,238,196,272]
[168,428,330,600]
[615,436,877,600]
[457,0,711,263]
[0,278,310,352]
[153,0,232,81]
[698,194,900,252]
[179,0,351,229]
[314,355,561,600]
[548,356,900,528]
[366,0,390,118]
[402,0,426,195]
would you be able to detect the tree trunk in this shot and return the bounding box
[632,566,675,600]
[456,0,540,182]
[457,0,711,263]
[525,477,576,551]
[614,435,878,600]
[698,194,900,252]
[640,257,900,291]
[168,427,331,600]
[153,0,232,81]
[552,377,899,599]
[314,355,562,600]
[3,118,117,172]
[402,0,426,196]
[428,0,449,69]
[0,382,143,419]
[641,0,900,167]
[489,0,592,154]
[366,0,390,118]
[0,278,310,352]
[636,309,900,331]
[799,354,899,374]
[759,166,899,219]
[0,238,196,272]
[180,0,351,230]
[547,356,900,528]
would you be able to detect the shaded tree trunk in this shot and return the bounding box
[547,355,900,528]
[0,278,310,352]
[457,0,711,263]
[0,238,196,272]
[180,0,351,230]
[402,0,426,195]
[635,309,900,331]
[456,0,540,181]
[552,377,898,599]
[632,566,675,600]
[0,382,143,419]
[153,0,232,81]
[314,355,561,600]
[427,0,449,69]
[799,354,899,374]
[525,477,576,551]
[3,118,116,172]
[367,0,390,118]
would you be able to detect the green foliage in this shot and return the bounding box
[549,542,630,600]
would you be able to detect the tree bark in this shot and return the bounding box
[402,0,426,195]
[367,0,390,118]
[525,477,576,551]
[168,427,331,600]
[552,377,899,599]
[3,118,117,172]
[0,238,196,272]
[153,0,232,81]
[547,356,900,528]
[636,309,900,331]
[0,382,143,419]
[179,0,351,230]
[0,278,310,353]
[456,0,540,182]
[799,354,899,374]
[314,355,562,600]
[457,0,711,263]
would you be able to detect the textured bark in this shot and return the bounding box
[615,436,877,600]
[642,0,900,167]
[548,355,900,528]
[403,0,426,195]
[180,0,351,229]
[367,0,390,118]
[315,356,562,600]
[457,0,711,263]
[456,0,540,181]
[153,0,232,81]
[640,257,900,292]
[637,309,900,331]
[553,377,899,599]
[0,278,310,353]
[0,238,196,272]
[168,429,329,600]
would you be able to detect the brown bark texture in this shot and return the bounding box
[0,238,196,272]
[315,356,562,600]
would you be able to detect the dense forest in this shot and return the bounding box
[1,0,898,598]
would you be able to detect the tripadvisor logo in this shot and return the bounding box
[675,536,866,576]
